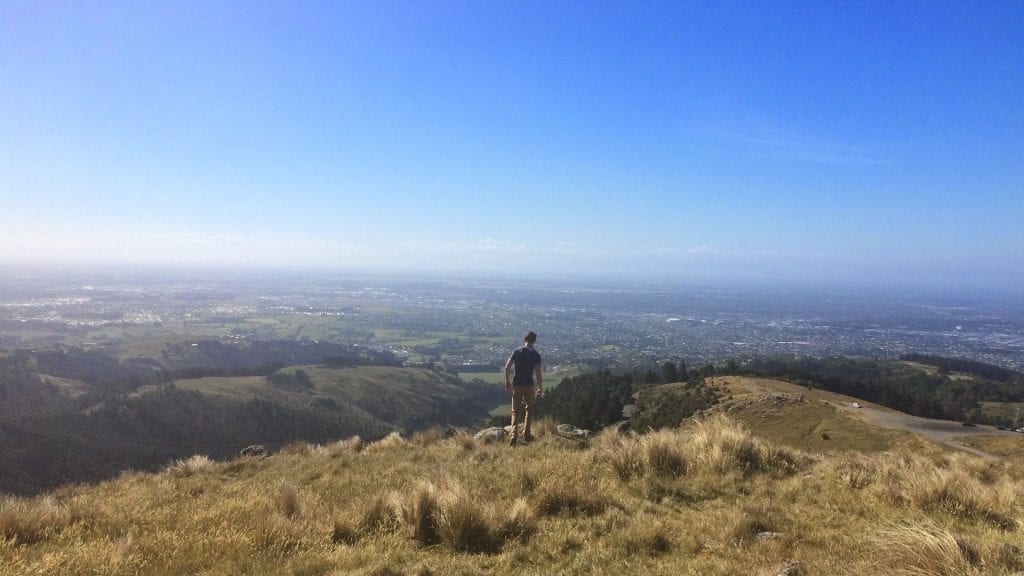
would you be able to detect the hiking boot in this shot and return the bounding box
[509,436,518,447]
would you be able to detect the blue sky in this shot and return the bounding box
[1,2,1021,292]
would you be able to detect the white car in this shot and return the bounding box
[851,402,862,409]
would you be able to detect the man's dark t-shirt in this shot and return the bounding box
[511,346,542,387]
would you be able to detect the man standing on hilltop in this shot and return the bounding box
[504,330,543,446]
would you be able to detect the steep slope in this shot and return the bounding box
[1,356,503,495]
[171,365,506,433]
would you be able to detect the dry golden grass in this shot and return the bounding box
[0,497,69,544]
[165,454,215,478]
[870,521,984,576]
[325,435,364,456]
[2,416,1022,576]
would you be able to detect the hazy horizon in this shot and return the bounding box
[2,259,1023,302]
[2,4,1021,293]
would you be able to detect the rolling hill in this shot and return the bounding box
[0,346,505,495]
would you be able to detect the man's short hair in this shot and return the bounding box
[523,331,537,343]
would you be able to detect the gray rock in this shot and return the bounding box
[776,561,802,576]
[473,427,507,442]
[239,444,266,458]
[556,424,591,441]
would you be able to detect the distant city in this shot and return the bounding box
[1,267,1021,373]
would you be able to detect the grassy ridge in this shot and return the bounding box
[2,415,1022,575]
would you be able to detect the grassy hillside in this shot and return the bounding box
[172,365,505,433]
[1,355,504,495]
[2,415,1022,575]
[710,376,913,453]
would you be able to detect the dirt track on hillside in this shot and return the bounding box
[843,404,1018,459]
[719,376,1020,459]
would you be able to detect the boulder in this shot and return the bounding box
[239,444,267,458]
[556,424,591,442]
[473,427,507,443]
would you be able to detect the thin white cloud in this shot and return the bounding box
[146,232,364,253]
[399,238,530,254]
[648,244,833,260]
[710,114,892,166]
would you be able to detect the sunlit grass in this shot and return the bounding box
[2,418,1022,575]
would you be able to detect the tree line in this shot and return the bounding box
[540,360,719,431]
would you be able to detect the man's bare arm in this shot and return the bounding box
[534,363,543,394]
[504,356,514,393]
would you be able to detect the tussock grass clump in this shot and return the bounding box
[536,478,609,517]
[276,483,302,519]
[689,414,807,475]
[255,511,308,554]
[330,517,359,545]
[0,496,69,544]
[449,430,476,451]
[869,452,1019,530]
[281,441,314,456]
[531,417,557,439]
[727,508,782,547]
[332,493,398,544]
[833,452,879,489]
[596,416,809,481]
[325,435,364,456]
[402,481,441,546]
[365,431,406,453]
[334,436,366,456]
[905,468,1017,530]
[359,493,399,534]
[435,483,499,553]
[594,429,672,480]
[871,522,983,576]
[166,454,216,478]
[641,429,688,476]
[619,517,672,555]
[500,498,538,542]
[390,481,537,553]
[410,427,447,447]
